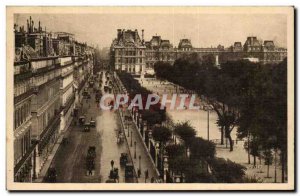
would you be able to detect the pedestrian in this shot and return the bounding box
[110,160,114,169]
[144,169,149,183]
[151,177,155,183]
[138,169,141,178]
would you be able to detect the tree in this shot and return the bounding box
[263,149,273,178]
[168,155,190,176]
[152,126,172,145]
[165,144,185,159]
[173,121,197,155]
[152,126,172,173]
[141,110,162,130]
[209,158,246,183]
[190,137,216,172]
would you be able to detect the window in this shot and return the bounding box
[140,50,142,55]
[140,58,142,63]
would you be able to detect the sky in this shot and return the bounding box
[14,13,287,49]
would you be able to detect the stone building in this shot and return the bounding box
[110,29,146,77]
[111,30,287,77]
[14,59,35,182]
[13,16,94,182]
[145,35,175,73]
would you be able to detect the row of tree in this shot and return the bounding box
[154,54,287,182]
[153,122,248,183]
[117,71,248,183]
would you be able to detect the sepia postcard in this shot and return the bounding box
[6,6,294,191]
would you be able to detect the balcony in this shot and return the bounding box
[14,71,32,82]
[61,68,74,78]
[32,77,60,94]
[32,63,60,76]
[38,113,61,153]
[14,88,34,104]
[61,94,75,114]
[14,140,38,176]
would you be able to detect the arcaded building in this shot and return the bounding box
[111,30,287,76]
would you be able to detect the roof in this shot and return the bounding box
[178,39,193,48]
[113,29,144,47]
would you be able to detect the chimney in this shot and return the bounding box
[29,16,32,33]
[117,29,121,40]
[27,19,29,32]
[32,21,34,33]
[142,29,144,42]
[135,29,138,42]
[38,21,41,32]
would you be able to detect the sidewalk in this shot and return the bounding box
[34,124,71,182]
[117,108,159,183]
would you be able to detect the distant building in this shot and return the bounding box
[145,35,175,72]
[111,31,288,76]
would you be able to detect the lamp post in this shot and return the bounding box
[127,122,130,137]
[207,108,210,141]
[130,131,133,147]
[139,155,141,171]
[134,141,137,159]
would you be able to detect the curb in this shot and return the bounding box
[115,96,139,183]
[128,111,161,177]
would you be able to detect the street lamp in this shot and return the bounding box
[139,155,141,171]
[130,131,133,147]
[134,141,137,159]
[204,104,212,141]
[127,124,130,137]
[207,108,210,141]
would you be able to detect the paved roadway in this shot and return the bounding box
[50,73,133,183]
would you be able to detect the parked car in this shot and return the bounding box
[120,153,128,167]
[79,116,85,125]
[90,120,96,127]
[125,163,134,179]
[45,167,57,183]
[84,123,90,132]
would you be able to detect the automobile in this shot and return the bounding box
[105,179,117,183]
[84,123,90,132]
[119,153,128,166]
[90,120,96,127]
[79,116,85,125]
[87,146,96,158]
[45,167,57,183]
[125,163,134,178]
[108,168,119,182]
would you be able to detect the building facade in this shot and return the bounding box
[110,29,146,77]
[13,16,94,182]
[110,30,287,76]
[145,36,175,73]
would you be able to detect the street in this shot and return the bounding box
[50,73,134,183]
